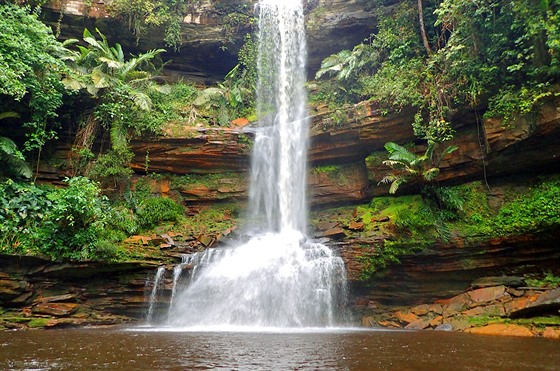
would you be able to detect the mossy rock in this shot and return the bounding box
[28,318,50,328]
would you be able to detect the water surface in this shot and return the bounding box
[1,328,558,370]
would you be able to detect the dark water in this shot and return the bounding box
[0,328,559,370]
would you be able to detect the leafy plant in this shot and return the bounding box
[0,112,32,179]
[63,28,168,186]
[379,140,457,194]
[136,196,185,229]
[314,0,560,139]
[0,177,127,261]
[106,0,199,50]
[0,4,70,156]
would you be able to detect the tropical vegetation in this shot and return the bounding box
[1,0,559,265]
[314,0,560,141]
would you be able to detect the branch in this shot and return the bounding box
[418,0,433,55]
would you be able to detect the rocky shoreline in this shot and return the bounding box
[2,245,559,338]
[360,280,560,339]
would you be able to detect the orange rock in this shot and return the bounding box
[123,235,152,245]
[468,285,506,304]
[159,179,170,195]
[542,327,560,339]
[394,310,419,324]
[410,304,430,316]
[347,221,365,231]
[405,318,431,330]
[361,316,376,327]
[465,324,534,337]
[32,302,79,317]
[504,297,531,315]
[378,320,401,328]
[463,304,505,317]
[231,117,250,127]
[429,315,443,327]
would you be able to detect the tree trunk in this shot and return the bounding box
[418,0,433,55]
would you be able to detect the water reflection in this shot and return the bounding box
[1,328,559,370]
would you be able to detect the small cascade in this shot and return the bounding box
[168,255,188,310]
[146,266,165,324]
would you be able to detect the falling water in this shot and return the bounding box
[164,0,347,329]
[146,266,165,324]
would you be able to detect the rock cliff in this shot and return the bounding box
[41,0,381,82]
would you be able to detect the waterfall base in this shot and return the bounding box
[162,230,348,329]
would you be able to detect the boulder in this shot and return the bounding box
[320,227,346,240]
[32,302,79,317]
[435,323,453,331]
[508,288,560,318]
[467,286,507,305]
[405,317,431,330]
[394,310,419,324]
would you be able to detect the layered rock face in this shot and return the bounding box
[0,255,161,328]
[41,0,380,82]
[122,97,560,207]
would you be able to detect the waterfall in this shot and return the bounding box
[162,0,348,329]
[146,266,165,324]
[249,0,309,234]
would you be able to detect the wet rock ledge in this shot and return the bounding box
[360,281,560,339]
[0,255,159,329]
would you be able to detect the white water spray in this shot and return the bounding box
[164,0,347,329]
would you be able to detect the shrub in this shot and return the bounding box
[136,196,185,229]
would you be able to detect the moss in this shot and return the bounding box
[0,316,31,324]
[356,240,428,281]
[28,318,50,328]
[514,317,560,327]
[171,173,245,190]
[181,203,241,236]
[311,164,351,186]
[467,315,502,327]
[346,175,560,282]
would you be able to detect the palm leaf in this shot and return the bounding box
[0,112,20,121]
[385,142,417,164]
[441,145,458,157]
[99,56,123,69]
[423,167,440,182]
[0,136,31,178]
[389,177,406,194]
[129,90,152,111]
[0,136,19,156]
[110,121,128,151]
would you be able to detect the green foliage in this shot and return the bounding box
[181,203,239,236]
[525,272,560,288]
[106,0,199,50]
[0,177,127,261]
[491,178,560,234]
[87,148,134,191]
[379,141,457,194]
[213,34,258,123]
[0,112,32,179]
[314,0,560,139]
[63,28,168,186]
[0,4,70,153]
[136,196,184,229]
[357,239,426,281]
[219,5,256,47]
[354,177,560,280]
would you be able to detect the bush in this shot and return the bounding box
[136,196,185,229]
[0,177,127,261]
